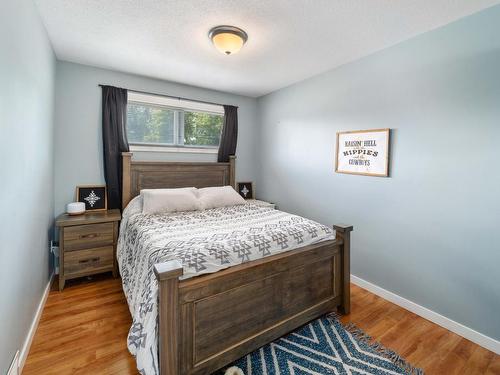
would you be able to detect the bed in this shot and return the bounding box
[119,152,353,375]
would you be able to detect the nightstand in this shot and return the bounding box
[55,209,121,290]
[246,199,276,209]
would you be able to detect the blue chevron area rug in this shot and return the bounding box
[217,315,423,375]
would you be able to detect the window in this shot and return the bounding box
[127,103,176,144]
[126,92,224,150]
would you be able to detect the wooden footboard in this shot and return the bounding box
[154,224,353,375]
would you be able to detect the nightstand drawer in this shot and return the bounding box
[64,223,114,251]
[64,246,114,277]
[56,209,121,290]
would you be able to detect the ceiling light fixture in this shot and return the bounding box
[209,25,248,55]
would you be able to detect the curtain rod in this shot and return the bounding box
[98,84,237,108]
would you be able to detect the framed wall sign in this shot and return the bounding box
[76,185,107,211]
[335,128,390,177]
[237,182,254,199]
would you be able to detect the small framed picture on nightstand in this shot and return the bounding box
[76,185,107,211]
[237,182,254,199]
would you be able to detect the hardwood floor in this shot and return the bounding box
[23,274,136,375]
[23,274,499,375]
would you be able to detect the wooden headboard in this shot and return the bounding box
[121,152,236,208]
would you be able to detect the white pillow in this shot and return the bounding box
[141,187,200,214]
[198,186,246,210]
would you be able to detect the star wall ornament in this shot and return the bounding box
[84,190,101,207]
[241,185,249,197]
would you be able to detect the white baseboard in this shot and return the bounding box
[351,274,500,355]
[7,350,19,375]
[19,274,53,373]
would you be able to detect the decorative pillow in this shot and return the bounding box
[198,186,246,210]
[141,187,200,214]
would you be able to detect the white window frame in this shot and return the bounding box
[127,91,224,153]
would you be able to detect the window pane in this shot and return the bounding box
[183,111,223,147]
[127,103,175,144]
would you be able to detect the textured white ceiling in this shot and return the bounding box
[35,0,500,97]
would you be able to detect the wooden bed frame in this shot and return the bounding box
[122,152,353,375]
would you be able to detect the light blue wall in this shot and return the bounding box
[0,0,55,372]
[54,62,259,215]
[257,6,500,339]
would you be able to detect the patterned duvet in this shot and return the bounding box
[117,197,334,375]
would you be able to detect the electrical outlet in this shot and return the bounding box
[7,350,19,375]
[50,240,59,251]
[50,240,60,275]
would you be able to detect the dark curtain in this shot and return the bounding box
[217,105,238,162]
[102,85,129,210]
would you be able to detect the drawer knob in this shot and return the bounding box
[80,233,99,239]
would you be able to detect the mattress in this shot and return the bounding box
[117,197,334,375]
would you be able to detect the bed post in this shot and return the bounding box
[334,224,353,314]
[122,152,132,209]
[229,155,236,189]
[154,260,184,375]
